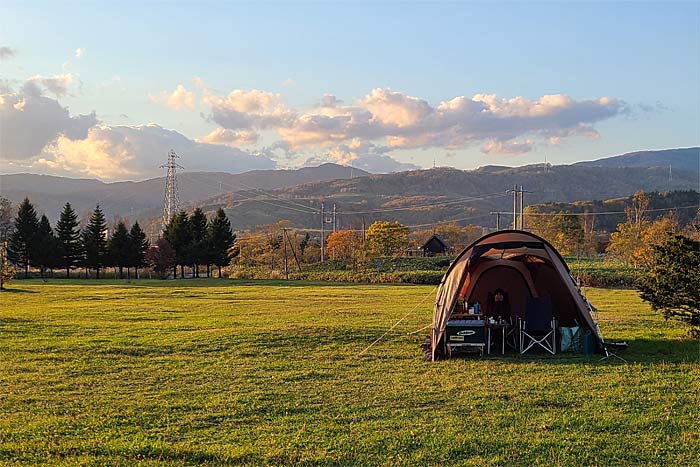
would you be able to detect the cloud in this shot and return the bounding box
[205,89,295,130]
[481,139,534,155]
[0,83,98,160]
[204,88,624,157]
[33,124,276,180]
[27,73,75,97]
[149,84,195,110]
[199,128,259,146]
[75,48,84,59]
[0,46,16,61]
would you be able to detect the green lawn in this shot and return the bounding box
[1,280,698,466]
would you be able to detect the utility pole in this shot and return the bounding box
[332,203,337,232]
[283,229,302,273]
[490,211,502,230]
[282,228,289,280]
[519,185,525,230]
[511,184,518,229]
[320,202,325,262]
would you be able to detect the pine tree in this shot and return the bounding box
[108,221,130,279]
[8,198,39,278]
[128,222,149,279]
[81,205,108,279]
[190,208,208,278]
[639,233,700,337]
[207,208,235,278]
[32,215,59,278]
[56,202,81,278]
[163,211,191,278]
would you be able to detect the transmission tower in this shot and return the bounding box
[161,149,183,228]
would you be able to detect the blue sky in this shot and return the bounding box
[1,1,698,180]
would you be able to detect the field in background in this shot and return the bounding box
[1,281,698,466]
[229,255,640,288]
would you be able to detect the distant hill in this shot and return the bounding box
[203,164,699,231]
[0,163,368,223]
[575,147,699,171]
[525,190,699,232]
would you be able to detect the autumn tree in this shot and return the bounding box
[0,241,16,289]
[146,238,176,279]
[325,229,360,260]
[607,190,650,265]
[365,221,409,257]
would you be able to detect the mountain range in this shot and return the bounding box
[1,147,698,235]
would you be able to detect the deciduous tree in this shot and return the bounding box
[325,229,360,260]
[365,221,409,257]
[146,238,176,279]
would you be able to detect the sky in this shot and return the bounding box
[1,1,698,181]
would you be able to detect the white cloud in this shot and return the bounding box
[27,73,75,97]
[33,124,276,180]
[0,82,97,160]
[204,87,624,157]
[75,48,84,59]
[205,89,296,130]
[149,84,195,110]
[481,139,534,155]
[0,46,16,61]
[199,128,259,146]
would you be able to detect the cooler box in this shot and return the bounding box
[446,320,486,344]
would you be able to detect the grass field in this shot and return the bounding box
[1,280,698,466]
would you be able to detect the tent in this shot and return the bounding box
[431,230,603,360]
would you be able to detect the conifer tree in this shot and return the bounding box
[56,202,81,278]
[32,215,59,278]
[163,211,191,278]
[108,221,130,279]
[81,205,108,279]
[8,198,39,278]
[128,222,149,279]
[190,208,208,278]
[207,208,235,278]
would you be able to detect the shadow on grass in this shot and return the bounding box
[445,337,699,365]
[0,287,39,293]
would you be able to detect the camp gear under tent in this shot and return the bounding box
[431,230,603,360]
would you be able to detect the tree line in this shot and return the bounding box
[1,197,235,280]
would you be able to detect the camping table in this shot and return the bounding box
[486,322,508,355]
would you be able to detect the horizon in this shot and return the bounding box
[2,145,698,184]
[1,2,699,181]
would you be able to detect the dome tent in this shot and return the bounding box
[431,230,603,360]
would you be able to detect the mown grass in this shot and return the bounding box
[1,280,698,466]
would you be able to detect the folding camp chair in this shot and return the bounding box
[519,296,557,355]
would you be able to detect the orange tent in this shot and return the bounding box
[431,230,603,360]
